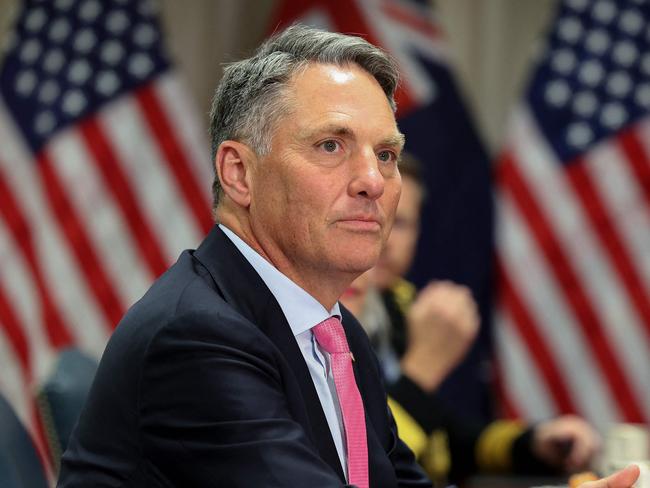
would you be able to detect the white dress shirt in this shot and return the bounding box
[219,224,348,478]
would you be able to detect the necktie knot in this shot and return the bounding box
[312,316,349,354]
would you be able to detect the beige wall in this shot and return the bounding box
[160,0,275,125]
[0,0,558,153]
[436,0,557,150]
[0,0,17,50]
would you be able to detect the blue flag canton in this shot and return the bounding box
[528,0,650,165]
[0,0,170,154]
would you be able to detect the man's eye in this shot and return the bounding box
[321,140,339,152]
[378,150,396,162]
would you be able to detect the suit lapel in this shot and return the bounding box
[260,304,346,481]
[193,226,346,482]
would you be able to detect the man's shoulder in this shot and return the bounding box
[108,249,264,357]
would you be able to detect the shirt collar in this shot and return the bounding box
[219,224,341,336]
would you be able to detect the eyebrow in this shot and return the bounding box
[381,133,406,151]
[299,124,406,151]
[297,124,352,141]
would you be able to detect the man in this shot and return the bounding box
[346,155,602,484]
[58,25,637,488]
[58,24,426,488]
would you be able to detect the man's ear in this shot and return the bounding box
[215,141,254,208]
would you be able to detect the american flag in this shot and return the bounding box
[495,0,650,431]
[272,0,495,421]
[0,0,212,471]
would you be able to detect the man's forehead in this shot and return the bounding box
[287,61,387,100]
[280,62,402,142]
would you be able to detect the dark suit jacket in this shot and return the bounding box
[58,225,431,487]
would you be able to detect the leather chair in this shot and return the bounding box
[37,348,98,469]
[0,393,48,488]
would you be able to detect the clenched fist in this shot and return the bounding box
[400,281,480,392]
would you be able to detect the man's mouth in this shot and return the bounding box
[337,215,382,231]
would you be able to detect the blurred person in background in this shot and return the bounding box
[341,153,602,486]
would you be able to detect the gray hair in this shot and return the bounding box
[208,23,400,208]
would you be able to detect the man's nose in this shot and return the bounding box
[348,149,385,200]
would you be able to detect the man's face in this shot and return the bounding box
[247,63,403,289]
[374,174,423,290]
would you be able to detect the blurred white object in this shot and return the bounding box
[601,423,650,487]
[638,462,650,488]
[604,424,649,465]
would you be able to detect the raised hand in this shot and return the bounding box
[532,415,601,472]
[401,281,479,392]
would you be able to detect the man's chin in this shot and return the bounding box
[337,258,379,281]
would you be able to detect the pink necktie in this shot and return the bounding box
[312,317,369,488]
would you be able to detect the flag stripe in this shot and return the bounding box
[0,328,30,427]
[578,145,650,417]
[135,85,214,235]
[337,1,419,114]
[380,2,440,42]
[98,98,204,264]
[618,127,650,213]
[0,102,110,356]
[0,284,53,476]
[0,215,59,385]
[364,6,445,107]
[497,186,618,428]
[38,152,125,329]
[0,169,73,350]
[566,158,650,342]
[0,0,213,470]
[152,75,213,206]
[0,282,32,376]
[491,353,521,420]
[508,108,649,423]
[494,0,650,431]
[47,129,157,310]
[79,118,169,279]
[494,309,556,421]
[586,139,650,294]
[498,150,644,421]
[496,258,577,414]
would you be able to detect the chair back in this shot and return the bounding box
[38,348,98,466]
[0,394,48,488]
